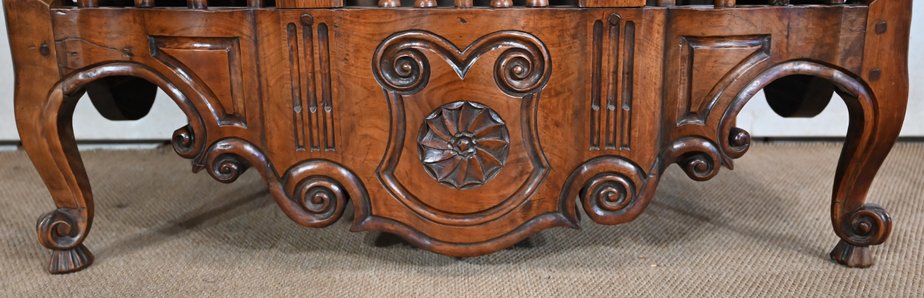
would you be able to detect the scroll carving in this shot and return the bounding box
[36,208,94,274]
[372,30,551,97]
[711,60,899,266]
[200,138,365,227]
[663,137,722,181]
[26,61,211,273]
[56,62,210,160]
[559,156,660,225]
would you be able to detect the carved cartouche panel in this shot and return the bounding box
[418,101,511,190]
[372,29,551,226]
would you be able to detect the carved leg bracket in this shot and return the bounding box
[716,61,904,267]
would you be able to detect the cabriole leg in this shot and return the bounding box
[17,88,96,274]
[6,0,95,274]
[826,86,900,268]
[828,0,911,268]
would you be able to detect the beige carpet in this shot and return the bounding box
[1,142,922,297]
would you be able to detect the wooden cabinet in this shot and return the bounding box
[3,0,911,273]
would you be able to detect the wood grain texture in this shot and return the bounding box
[3,1,912,273]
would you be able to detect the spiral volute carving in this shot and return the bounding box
[293,177,345,222]
[664,137,723,182]
[560,156,654,225]
[373,31,550,97]
[581,173,636,215]
[840,205,892,246]
[726,126,752,158]
[494,47,547,96]
[209,154,248,183]
[376,46,430,94]
[36,209,86,250]
[679,153,719,181]
[172,125,196,157]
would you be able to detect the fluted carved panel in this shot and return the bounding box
[285,15,336,152]
[589,14,636,152]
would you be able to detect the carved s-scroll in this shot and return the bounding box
[716,61,894,237]
[372,30,551,97]
[201,138,366,227]
[559,156,659,225]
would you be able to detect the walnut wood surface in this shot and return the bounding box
[3,0,911,273]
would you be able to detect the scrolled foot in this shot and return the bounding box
[47,244,94,274]
[830,240,872,268]
[829,205,892,268]
[36,209,94,274]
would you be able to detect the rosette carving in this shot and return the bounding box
[418,101,510,189]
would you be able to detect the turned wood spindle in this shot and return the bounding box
[76,0,98,8]
[378,0,400,7]
[490,0,512,8]
[656,0,675,6]
[187,0,207,9]
[454,0,472,8]
[525,0,548,7]
[714,0,734,8]
[246,0,263,7]
[133,0,154,7]
[415,0,437,7]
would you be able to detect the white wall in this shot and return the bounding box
[737,0,924,137]
[0,4,185,141]
[0,3,920,141]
